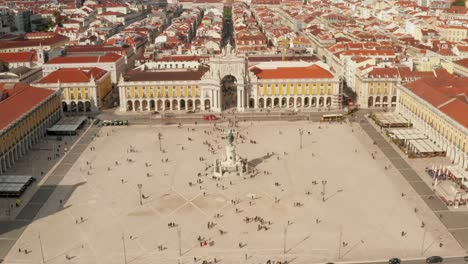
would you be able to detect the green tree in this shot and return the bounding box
[223,7,232,18]
[47,17,54,29]
[451,0,465,6]
[52,10,63,27]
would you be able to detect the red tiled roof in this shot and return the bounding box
[99,11,124,16]
[66,45,132,55]
[46,53,122,64]
[0,83,56,132]
[155,55,209,62]
[350,56,370,63]
[438,99,468,128]
[247,55,318,62]
[0,51,36,63]
[367,67,399,78]
[252,64,334,79]
[404,76,468,128]
[454,58,468,69]
[38,67,108,84]
[125,65,210,81]
[0,33,69,50]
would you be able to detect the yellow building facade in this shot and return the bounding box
[0,84,61,174]
[34,68,112,112]
[249,62,340,110]
[355,76,398,108]
[118,63,211,112]
[121,83,204,111]
[254,80,339,108]
[397,80,468,170]
[118,60,341,112]
[438,26,468,42]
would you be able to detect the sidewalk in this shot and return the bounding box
[358,116,468,251]
[0,124,101,260]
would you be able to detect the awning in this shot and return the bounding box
[47,116,87,134]
[0,175,34,197]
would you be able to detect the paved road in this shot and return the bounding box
[0,124,100,261]
[96,110,346,125]
[359,117,468,253]
[370,256,468,264]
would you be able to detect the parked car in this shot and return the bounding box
[426,256,443,263]
[163,113,175,118]
[203,115,218,121]
[389,258,401,264]
[111,120,122,126]
[102,120,112,126]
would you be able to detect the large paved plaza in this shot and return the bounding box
[1,120,465,264]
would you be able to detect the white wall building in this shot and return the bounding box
[43,53,126,83]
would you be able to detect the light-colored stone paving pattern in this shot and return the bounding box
[3,121,464,264]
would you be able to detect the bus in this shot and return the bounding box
[321,114,344,122]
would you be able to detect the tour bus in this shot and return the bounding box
[321,114,344,122]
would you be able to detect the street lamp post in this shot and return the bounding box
[122,232,128,264]
[321,180,327,202]
[420,227,427,256]
[137,184,143,205]
[177,227,182,256]
[338,225,342,259]
[158,132,162,152]
[299,129,304,149]
[283,224,288,255]
[38,232,46,264]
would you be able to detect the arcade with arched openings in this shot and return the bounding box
[62,100,93,112]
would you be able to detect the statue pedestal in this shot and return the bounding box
[213,130,248,178]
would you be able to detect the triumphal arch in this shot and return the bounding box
[203,44,248,112]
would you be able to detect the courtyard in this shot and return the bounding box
[2,120,465,264]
